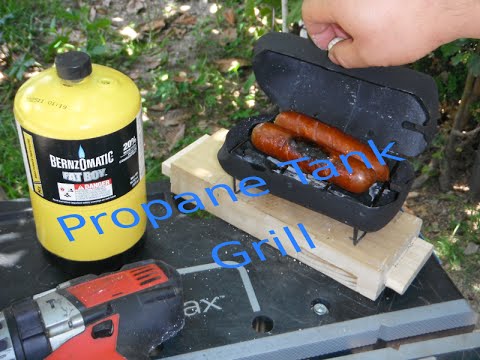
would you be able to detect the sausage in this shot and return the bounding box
[251,122,377,193]
[274,111,390,182]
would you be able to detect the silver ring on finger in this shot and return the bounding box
[327,37,346,51]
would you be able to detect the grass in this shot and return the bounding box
[0,109,27,198]
[413,187,480,312]
[436,204,479,310]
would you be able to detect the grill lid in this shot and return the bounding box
[252,32,439,157]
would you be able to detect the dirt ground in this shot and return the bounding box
[405,183,480,322]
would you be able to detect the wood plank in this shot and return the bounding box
[385,237,433,294]
[163,129,433,300]
[162,134,211,177]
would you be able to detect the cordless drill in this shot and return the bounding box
[0,260,184,360]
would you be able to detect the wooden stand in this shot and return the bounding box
[162,129,433,300]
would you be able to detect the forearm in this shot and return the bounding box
[302,0,480,68]
[428,0,480,47]
[460,0,480,38]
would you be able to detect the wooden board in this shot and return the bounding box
[162,129,433,300]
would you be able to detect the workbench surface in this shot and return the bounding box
[0,181,477,359]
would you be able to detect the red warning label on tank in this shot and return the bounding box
[58,179,113,202]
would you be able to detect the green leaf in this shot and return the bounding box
[90,44,107,56]
[259,6,273,19]
[262,0,281,8]
[288,0,303,23]
[467,53,480,76]
[86,17,111,31]
[49,17,56,31]
[258,0,303,23]
[432,151,443,160]
[243,72,256,92]
[0,13,14,26]
[7,54,36,80]
[245,0,255,19]
[440,41,462,58]
[451,52,469,66]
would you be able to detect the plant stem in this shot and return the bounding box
[282,0,288,33]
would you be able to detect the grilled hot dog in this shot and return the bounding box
[274,111,390,182]
[251,122,377,193]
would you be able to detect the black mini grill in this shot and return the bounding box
[218,32,439,244]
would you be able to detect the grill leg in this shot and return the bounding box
[351,227,367,245]
[232,176,241,194]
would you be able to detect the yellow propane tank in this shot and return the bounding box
[14,51,147,261]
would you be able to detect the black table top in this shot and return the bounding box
[0,181,469,358]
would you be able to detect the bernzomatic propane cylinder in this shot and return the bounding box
[13,51,147,262]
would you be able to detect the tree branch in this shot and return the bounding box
[453,71,475,131]
[440,70,478,190]
[451,125,480,139]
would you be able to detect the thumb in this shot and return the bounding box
[328,39,369,68]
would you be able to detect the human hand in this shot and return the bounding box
[302,0,480,68]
